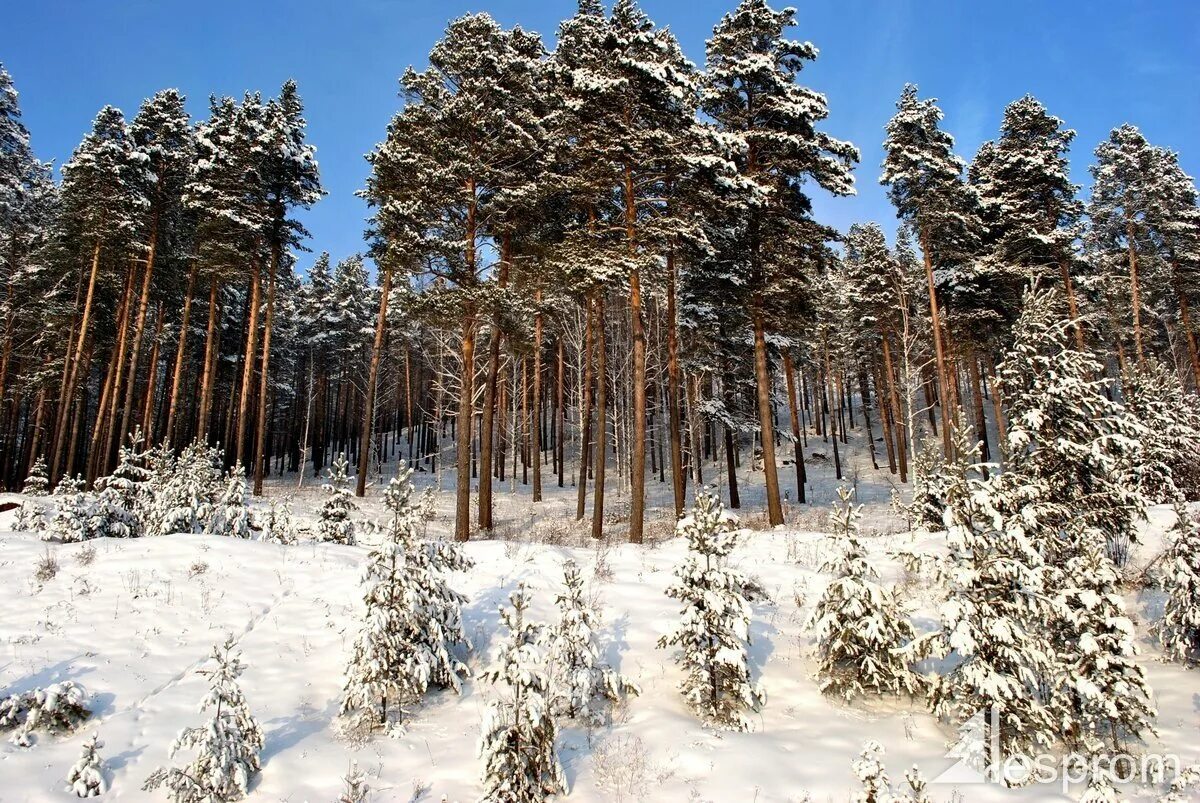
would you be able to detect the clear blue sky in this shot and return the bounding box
[6,0,1199,269]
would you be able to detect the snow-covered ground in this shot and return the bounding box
[1,447,1198,802]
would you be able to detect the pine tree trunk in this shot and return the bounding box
[117,213,160,447]
[354,266,391,496]
[576,297,594,521]
[556,337,565,489]
[665,249,684,517]
[51,239,103,482]
[1126,224,1146,366]
[532,293,543,503]
[197,276,221,442]
[881,333,908,482]
[478,235,510,529]
[782,351,807,504]
[141,306,165,439]
[165,265,198,445]
[90,265,136,479]
[752,306,783,526]
[918,226,954,459]
[234,259,263,470]
[253,246,282,495]
[722,371,740,509]
[624,165,646,544]
[591,292,607,540]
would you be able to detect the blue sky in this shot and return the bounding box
[6,0,1199,270]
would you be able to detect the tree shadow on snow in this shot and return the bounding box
[260,697,341,767]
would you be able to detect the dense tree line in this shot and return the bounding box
[2,0,1200,544]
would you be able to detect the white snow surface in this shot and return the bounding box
[0,472,1197,802]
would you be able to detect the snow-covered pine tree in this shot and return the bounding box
[65,731,107,797]
[143,636,263,803]
[809,486,919,701]
[544,558,639,724]
[13,500,44,532]
[851,740,890,803]
[658,491,766,730]
[147,440,224,536]
[478,583,566,803]
[317,453,356,545]
[917,466,1058,776]
[48,475,94,543]
[205,471,251,539]
[908,416,982,530]
[23,456,49,496]
[1079,770,1124,803]
[1,681,92,747]
[260,497,298,545]
[701,0,858,527]
[998,288,1146,568]
[1154,500,1200,664]
[1124,359,1200,502]
[1052,528,1155,754]
[341,470,473,732]
[895,765,933,803]
[881,84,980,458]
[91,430,150,539]
[336,761,369,803]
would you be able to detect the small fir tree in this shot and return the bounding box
[144,637,263,803]
[544,558,639,725]
[1154,501,1200,663]
[259,497,298,544]
[1124,359,1200,502]
[478,584,566,803]
[1053,529,1155,754]
[23,456,49,496]
[851,740,890,803]
[337,761,370,803]
[341,470,472,732]
[47,476,93,543]
[91,431,150,539]
[658,491,766,730]
[65,731,107,797]
[809,486,919,701]
[13,500,46,532]
[206,471,251,539]
[317,453,356,545]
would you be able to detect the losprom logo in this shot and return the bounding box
[931,706,1183,794]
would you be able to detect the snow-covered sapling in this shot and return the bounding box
[0,681,92,747]
[337,760,370,803]
[341,470,472,732]
[13,499,46,532]
[658,491,766,730]
[65,731,107,797]
[1155,501,1200,664]
[544,558,638,725]
[809,486,919,701]
[1053,530,1155,754]
[47,475,93,543]
[91,432,151,539]
[144,637,263,803]
[317,453,357,545]
[259,497,298,545]
[852,740,890,803]
[206,471,251,539]
[478,584,566,803]
[23,456,49,496]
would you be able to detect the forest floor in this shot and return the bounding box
[0,435,1198,802]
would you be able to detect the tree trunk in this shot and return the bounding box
[576,297,594,521]
[591,292,607,540]
[234,258,262,470]
[918,226,954,459]
[1126,224,1146,366]
[51,239,103,482]
[781,351,807,504]
[254,246,282,495]
[532,292,543,503]
[752,306,783,525]
[478,234,510,529]
[665,249,684,517]
[197,276,221,442]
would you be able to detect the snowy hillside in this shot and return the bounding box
[1,488,1197,802]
